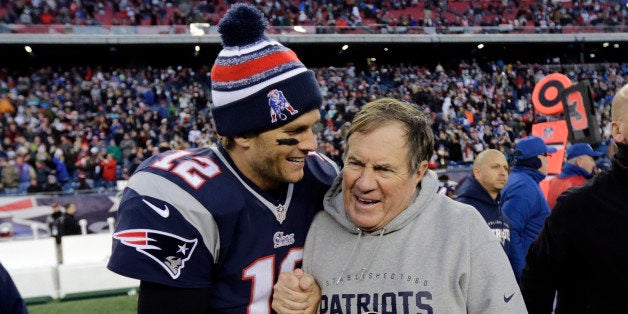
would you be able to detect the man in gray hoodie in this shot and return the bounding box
[273,98,525,313]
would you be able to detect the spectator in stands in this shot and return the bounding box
[521,82,628,313]
[0,262,28,314]
[51,153,71,188]
[0,157,19,195]
[106,139,122,164]
[119,133,136,166]
[455,149,513,265]
[44,174,63,193]
[14,156,35,194]
[501,136,555,282]
[26,177,43,194]
[35,159,53,188]
[436,173,457,198]
[100,153,118,190]
[75,172,93,191]
[546,143,602,208]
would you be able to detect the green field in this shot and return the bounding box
[28,294,138,314]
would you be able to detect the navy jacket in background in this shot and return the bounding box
[456,175,513,264]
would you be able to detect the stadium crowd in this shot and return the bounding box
[1,0,626,33]
[0,60,623,195]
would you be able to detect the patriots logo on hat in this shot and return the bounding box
[268,89,298,123]
[113,229,198,279]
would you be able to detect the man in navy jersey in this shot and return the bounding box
[107,4,338,313]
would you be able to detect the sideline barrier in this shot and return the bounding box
[0,238,58,300]
[57,233,139,298]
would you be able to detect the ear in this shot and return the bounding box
[414,160,429,184]
[233,135,252,148]
[611,121,624,144]
[574,156,585,168]
[472,166,480,178]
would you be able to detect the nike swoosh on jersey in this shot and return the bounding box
[504,292,515,303]
[143,198,170,218]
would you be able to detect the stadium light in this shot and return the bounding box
[384,47,389,52]
[342,44,349,51]
[293,26,307,33]
[195,45,200,52]
[190,23,210,36]
[24,45,33,54]
[603,42,609,48]
[477,43,485,49]
[614,43,620,48]
[589,53,596,59]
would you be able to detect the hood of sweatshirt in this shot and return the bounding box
[454,174,500,207]
[323,169,440,235]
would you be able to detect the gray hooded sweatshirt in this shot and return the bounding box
[303,170,527,313]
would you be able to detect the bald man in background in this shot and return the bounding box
[456,149,514,269]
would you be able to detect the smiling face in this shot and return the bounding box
[240,109,320,191]
[342,122,427,231]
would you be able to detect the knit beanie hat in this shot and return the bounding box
[210,3,322,136]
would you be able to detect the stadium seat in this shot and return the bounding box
[57,233,138,298]
[0,238,58,300]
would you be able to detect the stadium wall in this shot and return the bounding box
[2,30,628,70]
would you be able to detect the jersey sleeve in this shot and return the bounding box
[306,151,340,187]
[107,170,219,288]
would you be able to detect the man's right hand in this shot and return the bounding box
[272,268,321,314]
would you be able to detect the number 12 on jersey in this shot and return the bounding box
[243,249,304,313]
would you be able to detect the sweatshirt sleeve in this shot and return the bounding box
[466,212,527,314]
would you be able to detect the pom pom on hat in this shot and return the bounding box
[210,4,322,137]
[218,3,268,47]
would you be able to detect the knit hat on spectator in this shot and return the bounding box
[566,143,603,160]
[210,3,322,136]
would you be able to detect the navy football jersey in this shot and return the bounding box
[107,144,338,313]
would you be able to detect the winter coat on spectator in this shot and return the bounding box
[501,166,551,282]
[52,156,70,183]
[546,163,591,209]
[101,156,117,181]
[107,144,122,163]
[16,162,35,184]
[35,161,52,186]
